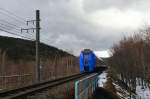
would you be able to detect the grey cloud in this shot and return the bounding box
[83,0,149,12]
[0,0,147,55]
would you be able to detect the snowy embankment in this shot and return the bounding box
[113,82,134,99]
[113,79,150,99]
[136,85,150,99]
[98,72,150,99]
[113,82,150,99]
[98,71,107,87]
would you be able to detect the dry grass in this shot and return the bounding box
[0,50,79,90]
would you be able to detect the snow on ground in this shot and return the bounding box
[113,82,135,99]
[98,72,135,99]
[98,71,107,87]
[98,72,150,99]
[113,81,150,99]
[136,86,150,99]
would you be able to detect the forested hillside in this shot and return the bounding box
[0,36,71,60]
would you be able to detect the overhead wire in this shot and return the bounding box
[0,21,35,40]
[0,20,36,37]
[0,8,26,21]
[0,27,34,40]
[0,8,36,41]
[0,22,20,31]
[0,21,34,41]
[0,10,26,25]
[0,20,21,28]
[0,24,18,32]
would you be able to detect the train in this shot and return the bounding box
[79,49,96,72]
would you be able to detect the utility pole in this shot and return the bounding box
[21,10,41,82]
[36,10,40,82]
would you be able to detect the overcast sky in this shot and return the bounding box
[0,0,150,55]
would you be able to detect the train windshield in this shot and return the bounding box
[84,54,89,66]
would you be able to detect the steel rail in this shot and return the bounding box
[0,73,87,99]
[0,67,106,99]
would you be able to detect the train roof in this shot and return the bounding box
[81,49,94,54]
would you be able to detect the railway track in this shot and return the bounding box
[0,73,88,99]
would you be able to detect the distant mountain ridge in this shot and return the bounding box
[0,36,72,60]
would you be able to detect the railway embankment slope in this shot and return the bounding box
[93,87,120,99]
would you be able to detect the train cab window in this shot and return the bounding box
[84,54,89,65]
[84,60,88,65]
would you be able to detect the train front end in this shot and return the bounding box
[79,49,96,72]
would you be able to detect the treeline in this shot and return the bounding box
[0,36,70,60]
[109,27,150,92]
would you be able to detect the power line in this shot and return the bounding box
[0,8,26,21]
[0,20,35,38]
[0,24,19,32]
[0,23,36,38]
[0,20,21,28]
[0,24,35,40]
[0,10,26,25]
[0,27,34,40]
[0,8,36,41]
[0,22,20,31]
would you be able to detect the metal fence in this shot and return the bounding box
[74,73,99,99]
[0,74,33,90]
